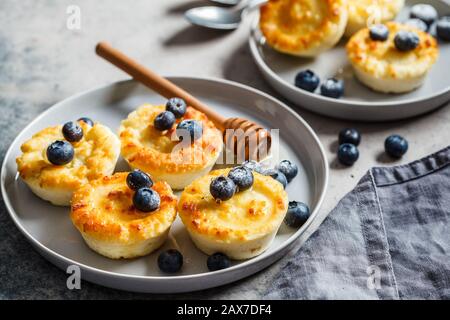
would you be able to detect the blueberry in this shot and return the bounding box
[154,111,176,131]
[385,135,408,158]
[394,31,420,51]
[228,166,254,192]
[264,169,288,189]
[369,24,389,41]
[320,78,344,99]
[207,252,231,271]
[337,143,359,166]
[405,18,428,32]
[338,128,361,146]
[62,121,83,142]
[166,97,187,119]
[436,17,450,41]
[77,117,94,127]
[276,160,298,183]
[410,4,438,26]
[176,119,203,142]
[242,160,264,174]
[126,169,153,191]
[46,140,74,165]
[284,201,310,228]
[210,176,236,201]
[158,249,183,273]
[294,69,320,92]
[133,187,160,212]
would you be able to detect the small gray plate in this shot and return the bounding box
[1,77,328,293]
[249,0,450,121]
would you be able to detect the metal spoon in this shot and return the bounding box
[185,0,266,30]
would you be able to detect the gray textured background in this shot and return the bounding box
[0,0,449,299]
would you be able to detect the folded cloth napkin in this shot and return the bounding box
[265,146,450,300]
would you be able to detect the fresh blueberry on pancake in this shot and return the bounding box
[77,117,94,127]
[394,31,420,51]
[210,176,236,201]
[62,121,83,142]
[46,140,74,165]
[228,166,254,192]
[369,24,390,41]
[176,119,203,142]
[166,97,187,119]
[126,169,153,191]
[133,187,161,213]
[154,111,176,131]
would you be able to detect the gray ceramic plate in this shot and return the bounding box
[249,0,450,121]
[1,77,328,293]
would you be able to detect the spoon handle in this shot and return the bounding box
[96,42,226,130]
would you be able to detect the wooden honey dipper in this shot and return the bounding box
[95,42,271,161]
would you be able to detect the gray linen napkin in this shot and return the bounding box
[265,146,450,300]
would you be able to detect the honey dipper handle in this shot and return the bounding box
[96,42,226,130]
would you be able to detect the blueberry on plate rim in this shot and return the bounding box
[264,169,288,189]
[410,4,438,26]
[276,160,298,183]
[158,249,183,273]
[404,18,428,32]
[210,176,236,201]
[176,119,203,142]
[227,166,254,192]
[133,187,160,212]
[46,140,74,165]
[294,69,320,92]
[126,169,153,191]
[166,97,187,119]
[207,252,231,271]
[320,78,344,99]
[62,121,83,142]
[284,201,311,228]
[77,117,94,127]
[385,134,408,158]
[369,24,390,41]
[154,111,176,131]
[338,128,361,146]
[337,143,359,166]
[436,16,450,41]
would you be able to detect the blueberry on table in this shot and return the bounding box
[242,160,264,174]
[369,24,390,41]
[405,18,428,32]
[338,128,361,146]
[176,119,203,142]
[320,78,344,99]
[436,17,450,41]
[394,31,420,51]
[133,187,160,212]
[126,169,153,191]
[207,252,231,271]
[385,135,408,158]
[62,121,83,142]
[294,69,320,92]
[77,117,94,127]
[337,143,359,166]
[158,249,183,273]
[276,160,298,183]
[154,111,176,131]
[166,97,187,119]
[264,169,288,189]
[228,166,254,192]
[410,4,438,26]
[284,201,310,228]
[210,176,236,201]
[46,140,74,165]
